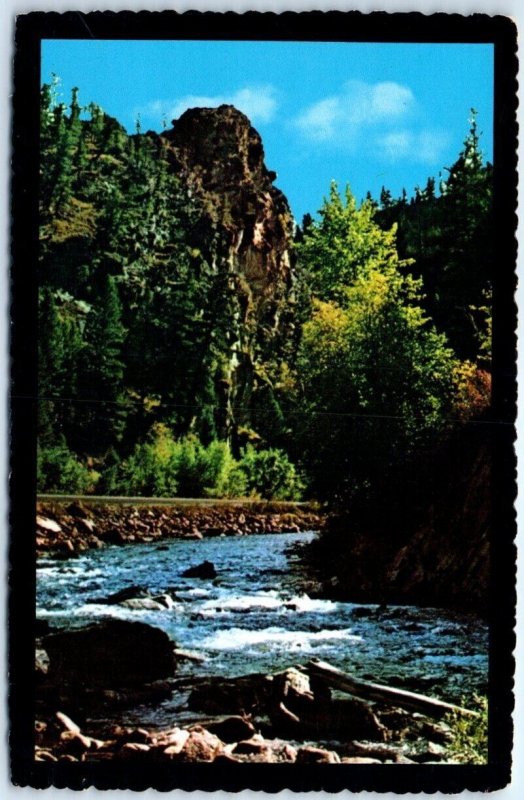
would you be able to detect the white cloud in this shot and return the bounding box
[376,128,450,164]
[294,97,341,141]
[294,80,415,143]
[415,130,451,163]
[293,80,448,166]
[368,82,415,120]
[377,130,413,160]
[136,85,279,127]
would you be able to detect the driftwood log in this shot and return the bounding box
[306,659,478,719]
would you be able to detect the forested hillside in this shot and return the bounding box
[38,81,303,499]
[38,79,492,557]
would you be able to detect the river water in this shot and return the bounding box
[36,530,488,726]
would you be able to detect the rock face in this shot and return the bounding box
[312,423,491,615]
[163,105,294,304]
[162,105,295,441]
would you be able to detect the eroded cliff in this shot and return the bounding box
[162,105,296,443]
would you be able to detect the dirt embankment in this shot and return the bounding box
[36,499,324,558]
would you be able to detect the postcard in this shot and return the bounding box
[9,9,518,792]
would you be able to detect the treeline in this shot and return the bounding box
[38,79,491,505]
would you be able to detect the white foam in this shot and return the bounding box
[37,565,105,580]
[198,591,338,615]
[201,592,282,613]
[285,594,338,613]
[182,588,211,598]
[202,626,361,651]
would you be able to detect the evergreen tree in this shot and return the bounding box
[297,181,413,303]
[73,276,127,456]
[38,288,67,445]
[438,110,493,361]
[375,112,493,364]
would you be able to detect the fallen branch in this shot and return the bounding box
[306,659,478,719]
[173,648,205,663]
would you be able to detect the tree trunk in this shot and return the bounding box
[306,659,478,719]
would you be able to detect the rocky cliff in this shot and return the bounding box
[162,106,296,442]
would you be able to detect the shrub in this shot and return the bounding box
[238,445,304,501]
[117,424,178,496]
[165,436,248,497]
[197,440,247,498]
[116,427,302,499]
[444,695,488,764]
[37,443,99,494]
[117,428,246,498]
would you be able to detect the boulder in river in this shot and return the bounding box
[268,666,386,742]
[43,619,177,687]
[120,598,167,611]
[182,560,217,579]
[97,586,150,604]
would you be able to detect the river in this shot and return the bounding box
[36,530,488,728]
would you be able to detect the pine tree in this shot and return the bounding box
[374,112,492,363]
[74,276,127,456]
[38,288,67,444]
[438,110,493,360]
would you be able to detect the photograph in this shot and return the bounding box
[9,9,518,793]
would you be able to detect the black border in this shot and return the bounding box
[10,9,518,792]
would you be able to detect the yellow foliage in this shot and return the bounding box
[452,361,491,420]
[43,196,98,242]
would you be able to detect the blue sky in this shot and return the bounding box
[42,39,494,223]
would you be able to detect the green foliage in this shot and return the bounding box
[444,696,488,764]
[73,275,127,456]
[116,426,243,498]
[296,181,413,304]
[295,184,457,500]
[239,444,304,501]
[116,426,179,497]
[115,427,302,500]
[37,84,491,504]
[37,443,99,494]
[38,287,86,447]
[375,111,492,363]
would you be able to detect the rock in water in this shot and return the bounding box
[97,585,150,605]
[182,560,217,579]
[43,620,176,687]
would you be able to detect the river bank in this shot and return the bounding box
[36,498,325,558]
[36,526,488,768]
[35,618,475,766]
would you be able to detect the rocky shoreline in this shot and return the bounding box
[35,619,459,766]
[36,499,324,558]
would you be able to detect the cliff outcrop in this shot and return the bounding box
[162,106,296,442]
